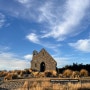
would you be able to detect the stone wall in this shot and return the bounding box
[0,80,24,90]
[31,49,57,71]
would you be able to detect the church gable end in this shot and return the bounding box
[31,48,57,72]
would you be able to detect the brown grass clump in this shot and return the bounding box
[44,70,57,77]
[19,71,24,77]
[51,70,57,77]
[16,70,22,75]
[63,69,73,78]
[29,68,32,73]
[72,71,80,78]
[15,70,25,78]
[39,72,45,78]
[24,69,31,74]
[58,74,63,78]
[80,69,88,77]
[32,71,39,77]
[44,70,52,77]
[12,73,18,79]
[4,73,12,81]
[4,72,18,81]
[0,71,8,77]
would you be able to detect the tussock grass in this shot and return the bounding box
[17,80,90,90]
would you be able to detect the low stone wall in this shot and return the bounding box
[0,78,90,90]
[0,80,25,90]
[0,78,50,90]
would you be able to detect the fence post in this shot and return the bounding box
[80,80,82,88]
[67,83,69,90]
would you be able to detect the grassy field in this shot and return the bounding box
[0,77,90,90]
[14,78,90,90]
[0,68,90,90]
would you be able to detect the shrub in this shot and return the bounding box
[72,71,80,78]
[44,70,57,77]
[16,70,21,75]
[4,73,12,81]
[63,69,73,78]
[39,72,45,77]
[80,69,88,77]
[51,70,57,77]
[0,71,8,77]
[32,72,39,77]
[24,69,31,74]
[44,70,52,77]
[12,74,18,79]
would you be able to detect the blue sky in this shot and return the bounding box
[0,0,90,70]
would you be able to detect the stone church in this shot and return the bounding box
[31,48,57,72]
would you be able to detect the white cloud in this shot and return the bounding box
[0,45,10,52]
[24,54,32,60]
[42,0,90,41]
[1,0,89,51]
[0,0,89,41]
[25,0,90,51]
[26,33,40,44]
[69,39,90,52]
[26,32,60,52]
[0,13,5,28]
[0,52,30,70]
[16,0,32,8]
[38,1,56,24]
[16,0,29,4]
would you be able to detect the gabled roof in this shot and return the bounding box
[39,48,57,63]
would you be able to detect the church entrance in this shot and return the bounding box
[40,62,45,72]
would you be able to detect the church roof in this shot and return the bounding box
[35,48,57,63]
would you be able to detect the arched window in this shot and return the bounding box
[35,63,37,67]
[43,52,44,56]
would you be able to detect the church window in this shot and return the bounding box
[35,63,37,67]
[43,52,44,56]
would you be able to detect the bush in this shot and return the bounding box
[72,71,80,78]
[80,69,88,77]
[0,71,8,77]
[12,74,18,79]
[44,70,52,77]
[16,70,21,75]
[4,73,12,81]
[45,72,52,77]
[63,69,73,78]
[24,69,31,74]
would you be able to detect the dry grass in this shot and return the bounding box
[15,80,90,90]
[63,69,73,78]
[80,69,88,77]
